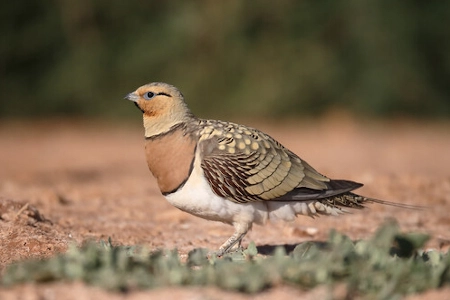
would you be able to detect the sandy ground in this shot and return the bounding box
[0,116,449,299]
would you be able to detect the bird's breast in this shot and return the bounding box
[145,128,197,194]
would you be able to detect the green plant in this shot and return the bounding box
[2,222,449,298]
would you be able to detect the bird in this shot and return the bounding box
[125,82,419,256]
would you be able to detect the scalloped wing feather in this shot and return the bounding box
[198,120,351,204]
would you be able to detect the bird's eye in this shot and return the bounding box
[143,92,155,100]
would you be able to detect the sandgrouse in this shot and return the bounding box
[126,82,415,256]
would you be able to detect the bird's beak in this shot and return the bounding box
[124,92,139,102]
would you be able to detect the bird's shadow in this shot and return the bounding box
[256,241,329,256]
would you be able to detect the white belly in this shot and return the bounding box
[165,163,270,226]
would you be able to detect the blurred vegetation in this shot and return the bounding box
[3,222,449,298]
[1,1,449,119]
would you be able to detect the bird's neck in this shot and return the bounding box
[143,111,195,138]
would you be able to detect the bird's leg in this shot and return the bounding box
[215,223,249,257]
[216,231,246,257]
[228,236,245,252]
[236,239,244,251]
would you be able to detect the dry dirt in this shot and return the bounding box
[0,116,449,299]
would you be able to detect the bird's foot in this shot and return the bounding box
[210,243,244,258]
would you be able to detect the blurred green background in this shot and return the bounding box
[1,0,449,119]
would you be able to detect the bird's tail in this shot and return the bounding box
[319,192,425,211]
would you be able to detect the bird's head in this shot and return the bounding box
[125,82,194,137]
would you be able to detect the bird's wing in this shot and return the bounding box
[198,120,362,204]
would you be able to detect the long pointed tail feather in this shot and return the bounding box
[320,192,425,211]
[363,196,426,210]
